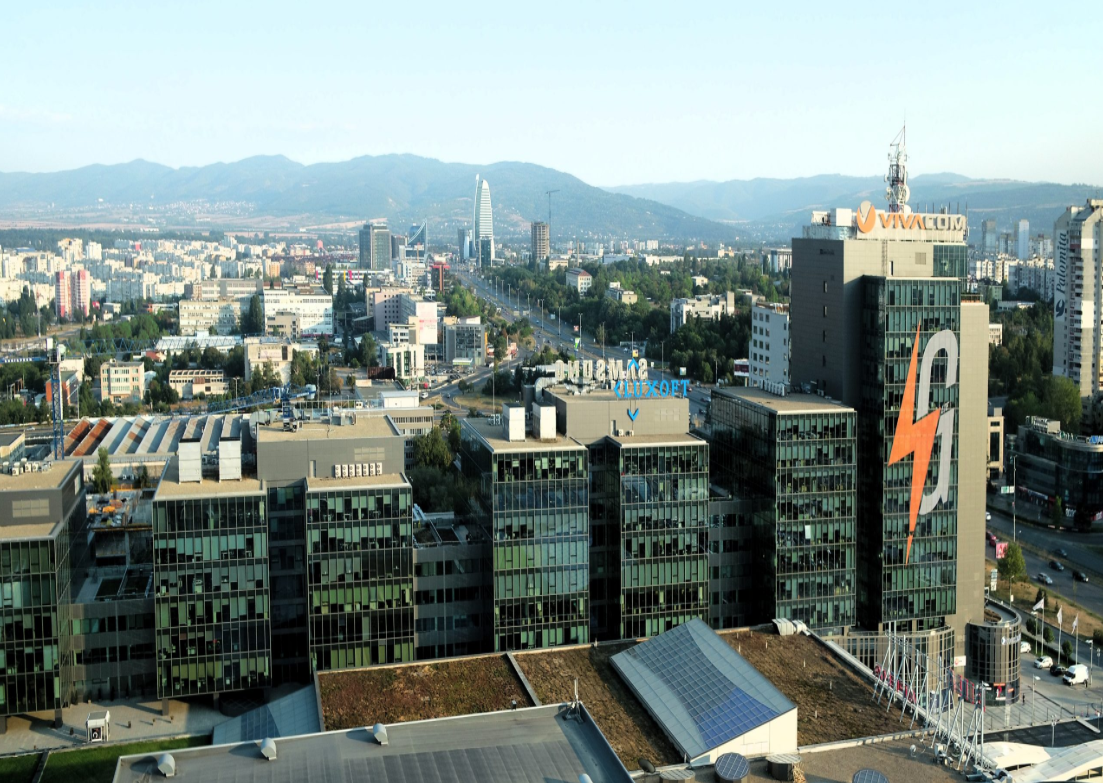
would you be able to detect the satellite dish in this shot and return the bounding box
[260,737,277,760]
[639,758,657,774]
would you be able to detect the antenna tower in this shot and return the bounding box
[885,126,910,213]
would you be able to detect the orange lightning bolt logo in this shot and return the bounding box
[888,324,940,565]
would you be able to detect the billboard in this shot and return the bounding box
[995,542,1008,560]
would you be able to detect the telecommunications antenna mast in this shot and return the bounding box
[885,125,910,213]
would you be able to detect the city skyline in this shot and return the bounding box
[2,2,1101,185]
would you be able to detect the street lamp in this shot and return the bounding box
[1033,675,1040,725]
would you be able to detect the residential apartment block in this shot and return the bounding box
[99,359,146,404]
[669,292,737,332]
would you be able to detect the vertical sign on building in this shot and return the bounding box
[1053,226,1069,378]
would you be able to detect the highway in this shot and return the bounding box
[452,266,711,422]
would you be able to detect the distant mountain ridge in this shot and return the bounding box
[0,154,736,241]
[606,174,1103,235]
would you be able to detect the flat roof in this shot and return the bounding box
[606,433,703,447]
[463,418,585,453]
[0,458,78,492]
[715,386,854,415]
[0,431,25,447]
[154,457,264,499]
[258,414,399,442]
[611,619,795,759]
[306,474,409,491]
[112,704,631,783]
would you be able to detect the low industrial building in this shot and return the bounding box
[112,704,631,783]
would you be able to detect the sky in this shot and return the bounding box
[3,1,1101,186]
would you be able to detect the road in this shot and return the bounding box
[452,266,710,422]
[987,505,1103,619]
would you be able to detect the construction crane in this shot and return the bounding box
[0,334,233,459]
[205,383,317,431]
[545,189,560,242]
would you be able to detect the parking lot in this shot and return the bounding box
[977,647,1103,734]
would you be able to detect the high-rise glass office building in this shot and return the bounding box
[474,176,494,265]
[709,387,857,633]
[458,418,589,651]
[790,197,988,655]
[152,466,272,701]
[306,478,414,670]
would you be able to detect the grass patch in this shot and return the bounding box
[516,643,681,769]
[0,753,40,783]
[40,736,208,783]
[318,655,532,730]
[723,629,906,745]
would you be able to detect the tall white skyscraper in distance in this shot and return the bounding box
[1016,218,1030,260]
[474,175,494,264]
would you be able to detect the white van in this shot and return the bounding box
[1064,664,1089,686]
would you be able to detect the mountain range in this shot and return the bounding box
[0,155,733,241]
[606,174,1103,237]
[2,154,1100,243]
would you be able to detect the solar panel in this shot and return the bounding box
[611,619,795,757]
[714,753,750,782]
[853,770,889,783]
[658,769,696,780]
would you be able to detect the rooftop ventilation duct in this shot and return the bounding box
[260,737,277,760]
[156,753,176,778]
[372,723,389,745]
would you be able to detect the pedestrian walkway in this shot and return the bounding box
[0,696,224,756]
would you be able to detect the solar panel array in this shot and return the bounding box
[611,619,795,758]
[715,752,750,782]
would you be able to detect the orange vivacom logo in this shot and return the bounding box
[888,324,958,564]
[856,201,878,233]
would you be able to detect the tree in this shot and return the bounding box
[1093,629,1103,649]
[92,447,114,494]
[1044,627,1054,643]
[323,264,334,294]
[135,464,151,490]
[359,334,379,368]
[346,373,356,390]
[242,294,263,335]
[1042,375,1082,434]
[1035,587,1047,608]
[1026,617,1037,635]
[412,428,453,471]
[1062,639,1073,663]
[997,542,1026,583]
[457,379,472,394]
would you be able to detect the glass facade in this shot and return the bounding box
[709,392,856,632]
[615,441,709,639]
[306,485,414,669]
[268,484,308,683]
[860,277,960,631]
[0,530,74,718]
[460,427,589,651]
[1013,423,1103,515]
[153,494,272,698]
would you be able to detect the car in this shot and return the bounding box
[1075,571,1090,582]
[1035,655,1053,669]
[986,511,992,522]
[1051,664,1068,677]
[1050,560,1066,572]
[987,532,998,546]
[1037,572,1054,585]
[1020,641,1032,654]
[1056,548,1069,558]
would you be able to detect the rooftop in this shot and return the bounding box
[715,386,855,415]
[0,458,78,493]
[306,474,409,491]
[606,433,704,447]
[462,418,584,453]
[114,705,631,783]
[611,619,795,759]
[257,414,399,442]
[154,457,264,499]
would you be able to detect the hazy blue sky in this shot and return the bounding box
[3,1,1100,185]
